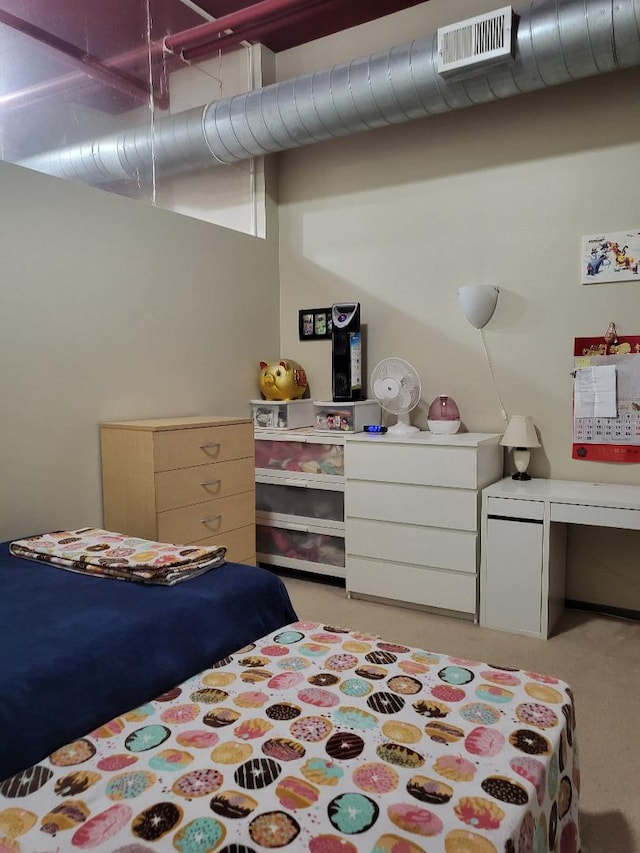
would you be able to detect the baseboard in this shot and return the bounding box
[260,563,346,589]
[566,599,640,622]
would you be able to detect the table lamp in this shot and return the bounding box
[500,415,540,480]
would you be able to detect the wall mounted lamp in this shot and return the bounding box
[500,415,540,480]
[458,285,500,330]
[458,283,507,421]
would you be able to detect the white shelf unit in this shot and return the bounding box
[345,432,503,619]
[254,429,346,579]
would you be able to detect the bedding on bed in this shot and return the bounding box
[0,620,580,852]
[0,541,297,781]
[9,528,226,585]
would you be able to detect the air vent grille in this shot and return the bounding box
[437,6,514,77]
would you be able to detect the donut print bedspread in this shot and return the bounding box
[0,621,580,852]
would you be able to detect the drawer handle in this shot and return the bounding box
[201,515,222,526]
[285,478,308,488]
[200,442,221,453]
[285,523,309,533]
[201,479,222,488]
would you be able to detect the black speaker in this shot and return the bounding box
[331,303,362,402]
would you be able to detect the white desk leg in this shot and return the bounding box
[547,521,567,635]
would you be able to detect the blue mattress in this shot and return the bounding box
[0,542,297,780]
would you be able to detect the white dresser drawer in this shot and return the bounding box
[487,496,544,521]
[155,457,255,512]
[347,518,477,573]
[347,556,477,614]
[550,501,640,529]
[346,481,477,531]
[154,423,254,472]
[346,442,481,488]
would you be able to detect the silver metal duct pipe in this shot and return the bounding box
[18,0,640,185]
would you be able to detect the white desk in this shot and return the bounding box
[480,477,640,639]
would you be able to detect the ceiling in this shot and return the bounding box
[0,0,429,116]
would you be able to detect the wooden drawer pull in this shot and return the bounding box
[201,479,222,488]
[202,515,222,525]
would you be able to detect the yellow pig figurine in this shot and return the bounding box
[259,359,308,401]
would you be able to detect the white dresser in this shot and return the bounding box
[345,432,503,618]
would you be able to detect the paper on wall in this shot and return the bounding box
[574,364,617,418]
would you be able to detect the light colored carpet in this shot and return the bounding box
[279,573,640,853]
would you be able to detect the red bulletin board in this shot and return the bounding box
[572,336,640,462]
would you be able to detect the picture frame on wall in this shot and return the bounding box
[581,229,640,284]
[299,308,332,340]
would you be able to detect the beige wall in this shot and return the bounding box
[0,160,279,541]
[276,1,640,609]
[158,44,276,237]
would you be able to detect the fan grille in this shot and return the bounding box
[371,358,421,415]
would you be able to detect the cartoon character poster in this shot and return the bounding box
[581,229,640,284]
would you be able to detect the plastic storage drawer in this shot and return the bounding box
[250,399,314,430]
[256,523,345,574]
[254,438,344,478]
[256,481,344,525]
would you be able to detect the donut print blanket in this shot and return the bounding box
[0,622,580,852]
[9,528,226,585]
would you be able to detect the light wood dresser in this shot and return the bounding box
[100,416,256,565]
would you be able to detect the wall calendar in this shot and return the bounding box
[573,334,640,462]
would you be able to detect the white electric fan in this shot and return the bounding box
[370,357,422,434]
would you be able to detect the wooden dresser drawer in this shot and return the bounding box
[154,422,254,472]
[155,457,255,512]
[158,491,255,544]
[347,518,477,573]
[197,525,256,565]
[347,442,481,488]
[346,481,477,531]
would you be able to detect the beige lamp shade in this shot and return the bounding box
[500,415,540,448]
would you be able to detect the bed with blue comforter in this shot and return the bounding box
[0,541,297,780]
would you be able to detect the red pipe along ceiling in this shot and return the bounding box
[164,0,328,56]
[180,3,329,64]
[1,0,355,113]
